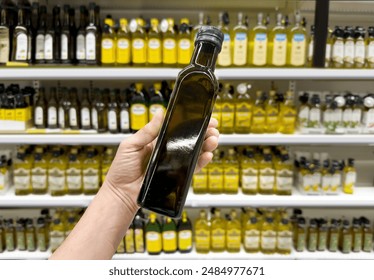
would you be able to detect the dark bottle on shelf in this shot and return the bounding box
[68,7,76,63]
[47,87,58,129]
[107,90,119,134]
[76,5,87,64]
[25,6,32,63]
[12,7,29,62]
[60,5,72,64]
[69,88,80,130]
[94,89,108,133]
[137,26,223,218]
[85,3,100,65]
[35,5,46,64]
[33,87,46,128]
[45,6,61,64]
[119,91,130,133]
[133,213,145,253]
[80,88,91,130]
[58,88,70,129]
[0,7,10,64]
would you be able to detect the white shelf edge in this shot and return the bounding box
[1,68,374,80]
[1,187,374,208]
[0,134,374,145]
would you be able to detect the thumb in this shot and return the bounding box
[127,110,164,148]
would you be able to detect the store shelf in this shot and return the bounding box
[1,68,374,81]
[1,133,374,145]
[1,187,374,208]
[0,250,50,260]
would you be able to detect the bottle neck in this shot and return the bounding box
[79,11,86,27]
[1,9,7,26]
[18,9,24,26]
[191,41,219,71]
[89,9,95,25]
[63,11,69,26]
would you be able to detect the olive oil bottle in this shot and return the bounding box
[32,147,48,194]
[265,90,279,133]
[220,84,235,134]
[192,165,208,194]
[232,12,248,66]
[343,26,355,68]
[147,18,162,66]
[241,149,258,195]
[148,83,166,120]
[226,210,241,253]
[34,88,47,129]
[261,217,276,254]
[217,12,231,67]
[223,148,239,194]
[12,8,29,62]
[101,17,116,65]
[268,13,287,67]
[101,147,114,183]
[317,219,328,251]
[277,218,292,254]
[177,18,192,67]
[16,219,26,251]
[234,83,251,134]
[0,8,10,64]
[287,12,307,67]
[47,87,58,129]
[251,91,266,134]
[66,148,82,195]
[162,217,178,253]
[130,83,148,133]
[48,148,67,196]
[275,151,293,195]
[208,149,224,194]
[162,18,177,66]
[248,13,267,67]
[145,213,162,255]
[210,208,226,252]
[107,90,119,134]
[25,219,36,252]
[354,27,366,68]
[82,148,100,195]
[116,18,131,66]
[279,91,297,134]
[331,26,344,68]
[4,219,15,251]
[307,219,318,252]
[195,210,210,254]
[352,218,363,252]
[294,218,306,252]
[343,158,356,194]
[328,219,339,252]
[50,217,65,253]
[134,214,145,253]
[14,147,32,195]
[177,211,193,253]
[366,27,374,68]
[137,27,223,218]
[36,218,48,252]
[244,216,260,253]
[125,222,135,254]
[258,150,275,195]
[340,220,352,254]
[362,218,373,253]
[130,18,146,66]
[298,93,310,130]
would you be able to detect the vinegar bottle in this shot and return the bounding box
[137,26,223,218]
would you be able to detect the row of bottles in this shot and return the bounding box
[193,146,293,195]
[298,92,374,134]
[0,84,34,123]
[11,145,116,196]
[32,82,169,133]
[294,151,357,195]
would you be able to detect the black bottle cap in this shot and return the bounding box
[222,11,230,25]
[343,219,350,226]
[37,217,45,225]
[310,94,320,105]
[299,92,309,104]
[298,217,306,225]
[195,26,224,52]
[250,217,257,224]
[368,26,374,36]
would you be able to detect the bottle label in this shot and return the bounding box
[37,232,47,251]
[308,232,317,251]
[61,34,68,60]
[332,40,344,64]
[218,33,232,66]
[86,33,96,60]
[235,103,252,128]
[245,229,260,249]
[102,38,115,63]
[35,34,45,60]
[328,232,338,251]
[276,169,293,191]
[132,39,146,64]
[261,230,276,249]
[58,108,65,128]
[302,174,312,192]
[290,34,306,66]
[125,229,135,253]
[14,168,30,190]
[351,108,361,128]
[76,34,86,60]
[178,38,192,65]
[355,40,365,64]
[309,108,321,127]
[120,110,130,130]
[0,29,10,63]
[16,33,28,60]
[342,234,352,253]
[344,40,355,64]
[108,110,118,130]
[178,230,192,251]
[277,230,292,250]
[208,167,224,192]
[44,34,53,60]
[367,41,374,64]
[48,167,65,191]
[66,168,82,190]
[34,107,44,126]
[26,232,36,251]
[330,173,341,193]
[344,171,356,187]
[162,230,177,251]
[83,168,99,191]
[298,106,309,128]
[221,103,235,129]
[69,108,78,127]
[308,39,314,61]
[91,108,98,130]
[130,104,148,131]
[224,167,239,192]
[343,108,352,127]
[5,232,15,250]
[147,38,162,64]
[81,108,90,127]
[146,232,162,253]
[318,231,327,251]
[312,172,321,192]
[31,167,47,190]
[253,33,267,66]
[16,232,26,250]
[211,229,225,250]
[322,174,332,192]
[163,38,177,64]
[363,233,373,252]
[50,230,65,251]
[117,38,130,64]
[233,32,247,66]
[260,168,275,190]
[272,34,287,66]
[135,229,145,253]
[226,229,241,250]
[149,104,165,120]
[296,232,306,251]
[48,107,57,126]
[242,167,258,191]
[195,230,210,251]
[325,43,331,62]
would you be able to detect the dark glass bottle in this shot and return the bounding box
[45,6,61,64]
[60,5,72,64]
[94,89,108,133]
[134,213,145,253]
[34,87,46,128]
[0,7,10,64]
[107,90,119,134]
[24,7,32,63]
[69,88,80,129]
[119,91,130,133]
[47,87,58,129]
[58,88,70,129]
[76,5,87,64]
[35,5,46,64]
[85,3,99,65]
[80,88,91,130]
[12,8,28,62]
[68,7,76,63]
[137,26,223,218]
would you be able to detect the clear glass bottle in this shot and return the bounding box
[177,211,193,253]
[366,27,374,68]
[343,26,355,68]
[177,18,192,67]
[268,13,287,67]
[226,209,241,253]
[195,210,210,254]
[210,208,226,252]
[66,147,82,195]
[217,12,231,67]
[286,12,307,67]
[130,18,146,66]
[208,149,224,194]
[251,91,266,134]
[48,148,67,196]
[0,8,10,64]
[248,13,267,67]
[279,91,297,134]
[231,12,248,66]
[161,18,177,66]
[101,16,116,65]
[234,83,251,134]
[116,18,131,66]
[145,213,162,255]
[261,217,276,254]
[223,148,239,194]
[331,26,344,68]
[147,18,162,66]
[354,26,366,68]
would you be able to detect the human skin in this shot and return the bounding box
[50,112,219,260]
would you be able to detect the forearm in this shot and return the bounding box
[50,183,138,260]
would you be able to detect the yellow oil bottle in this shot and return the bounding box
[101,17,116,65]
[268,13,287,67]
[331,26,344,68]
[366,27,374,68]
[307,219,318,252]
[161,18,177,66]
[275,151,293,195]
[251,91,266,134]
[177,18,192,67]
[226,209,241,253]
[36,217,48,252]
[101,147,115,183]
[362,218,373,253]
[244,216,260,253]
[208,150,224,194]
[327,219,339,252]
[147,18,162,66]
[145,213,162,255]
[217,12,232,67]
[279,91,297,134]
[248,13,267,67]
[241,149,258,195]
[148,83,166,120]
[340,220,352,254]
[265,90,279,133]
[261,217,276,254]
[116,18,131,66]
[234,83,252,134]
[130,18,147,66]
[14,147,33,195]
[231,12,248,66]
[317,219,328,251]
[66,148,83,195]
[210,208,226,252]
[297,93,310,131]
[287,12,307,67]
[343,158,356,194]
[130,83,148,133]
[192,166,208,194]
[162,217,177,253]
[31,147,48,194]
[177,211,193,253]
[211,85,222,130]
[50,217,65,253]
[82,148,101,195]
[195,210,210,254]
[294,217,306,252]
[220,84,235,134]
[277,218,292,254]
[223,148,239,194]
[4,219,16,251]
[343,26,355,68]
[354,27,366,68]
[16,219,26,251]
[125,222,135,254]
[258,150,275,195]
[352,218,362,253]
[49,148,67,196]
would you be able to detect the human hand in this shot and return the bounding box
[103,111,219,213]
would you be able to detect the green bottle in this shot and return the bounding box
[145,213,162,255]
[177,211,193,253]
